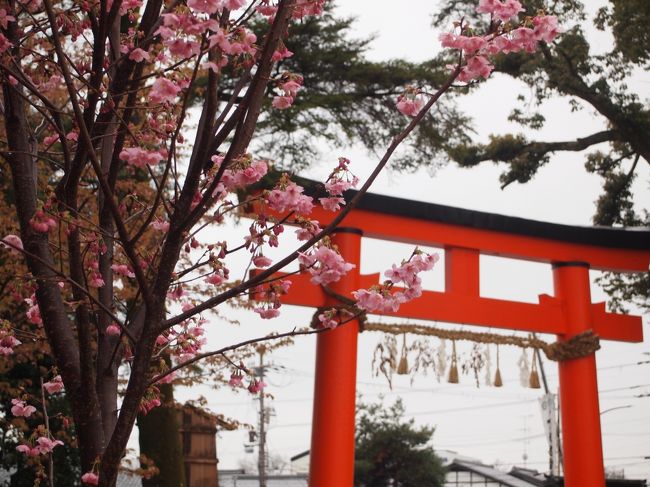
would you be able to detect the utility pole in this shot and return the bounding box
[257,347,267,487]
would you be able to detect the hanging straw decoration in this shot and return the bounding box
[397,333,409,375]
[518,348,530,387]
[493,344,503,387]
[484,344,493,387]
[529,348,541,389]
[448,340,459,384]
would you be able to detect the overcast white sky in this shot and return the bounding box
[161,0,650,481]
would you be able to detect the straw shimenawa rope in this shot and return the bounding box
[363,322,600,362]
[312,285,600,362]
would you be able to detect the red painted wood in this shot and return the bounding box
[554,264,606,487]
[308,206,648,272]
[246,197,648,487]
[309,230,362,487]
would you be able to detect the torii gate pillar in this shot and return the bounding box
[309,228,362,487]
[554,262,605,486]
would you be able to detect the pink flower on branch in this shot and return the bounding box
[11,399,37,417]
[396,96,423,117]
[43,375,64,394]
[129,48,150,62]
[1,234,23,252]
[298,246,355,286]
[119,147,165,168]
[353,251,439,314]
[149,77,182,105]
[0,331,21,355]
[476,0,524,23]
[81,473,99,485]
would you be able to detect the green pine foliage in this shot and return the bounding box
[354,399,446,487]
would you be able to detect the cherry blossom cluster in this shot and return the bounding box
[265,175,315,215]
[227,364,266,393]
[16,436,64,457]
[397,0,559,116]
[353,251,439,313]
[0,324,21,355]
[13,376,66,459]
[210,154,269,192]
[440,0,559,83]
[298,245,356,286]
[320,157,359,211]
[251,279,291,319]
[272,73,304,110]
[139,385,162,415]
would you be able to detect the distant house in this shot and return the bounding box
[509,467,648,487]
[439,451,647,487]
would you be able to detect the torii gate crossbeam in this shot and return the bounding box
[251,189,649,487]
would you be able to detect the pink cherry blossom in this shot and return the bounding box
[278,79,302,98]
[533,15,560,43]
[353,251,439,313]
[319,196,345,212]
[266,181,314,215]
[16,444,41,457]
[0,9,16,29]
[43,375,64,394]
[30,210,57,233]
[0,330,21,355]
[106,324,121,336]
[229,370,244,387]
[272,44,293,61]
[129,48,150,62]
[149,78,182,105]
[476,0,524,23]
[253,255,273,268]
[119,147,165,168]
[111,263,135,278]
[81,473,99,485]
[43,134,59,146]
[510,27,538,53]
[254,307,280,319]
[458,55,494,82]
[317,310,339,329]
[24,294,42,325]
[295,219,321,241]
[139,397,161,415]
[224,0,246,10]
[187,0,221,14]
[272,96,294,109]
[1,234,23,252]
[152,219,170,232]
[248,379,266,394]
[166,38,200,58]
[396,96,423,117]
[256,4,277,17]
[298,246,355,285]
[155,371,176,384]
[36,436,64,453]
[11,399,37,417]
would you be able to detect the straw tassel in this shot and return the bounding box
[529,349,541,389]
[397,333,409,375]
[493,344,503,387]
[448,340,459,384]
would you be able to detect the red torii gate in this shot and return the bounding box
[255,189,649,487]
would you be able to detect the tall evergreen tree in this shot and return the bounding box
[354,399,446,487]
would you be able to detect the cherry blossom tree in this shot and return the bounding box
[0,0,557,484]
